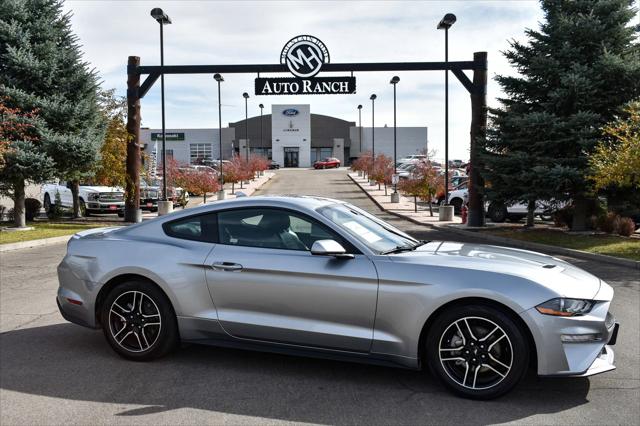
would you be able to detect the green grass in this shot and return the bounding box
[483,228,640,261]
[0,222,109,245]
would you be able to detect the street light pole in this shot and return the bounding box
[150,8,172,216]
[357,105,362,154]
[214,73,225,200]
[390,76,400,203]
[438,13,456,220]
[370,94,376,185]
[243,92,249,161]
[259,103,264,154]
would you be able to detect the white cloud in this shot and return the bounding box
[64,0,543,160]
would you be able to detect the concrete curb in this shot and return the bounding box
[1,235,72,252]
[348,173,640,270]
[347,173,445,228]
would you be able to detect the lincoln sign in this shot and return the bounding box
[255,35,356,95]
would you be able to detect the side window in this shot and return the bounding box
[217,208,345,252]
[163,213,217,242]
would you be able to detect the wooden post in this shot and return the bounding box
[467,52,487,227]
[125,56,141,223]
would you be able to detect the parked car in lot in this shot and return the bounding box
[140,181,189,212]
[41,181,125,216]
[314,157,340,169]
[57,195,618,399]
[446,185,559,220]
[268,160,280,170]
[436,177,469,204]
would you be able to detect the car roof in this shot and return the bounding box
[177,195,343,217]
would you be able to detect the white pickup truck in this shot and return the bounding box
[447,184,557,222]
[41,181,125,217]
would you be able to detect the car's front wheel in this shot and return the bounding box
[426,305,529,399]
[101,281,178,361]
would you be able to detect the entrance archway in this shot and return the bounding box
[125,40,487,226]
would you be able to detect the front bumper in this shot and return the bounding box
[521,283,618,377]
[566,344,616,377]
[86,201,124,213]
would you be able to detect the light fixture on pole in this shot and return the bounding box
[357,105,362,154]
[390,76,400,203]
[259,103,264,155]
[243,92,250,161]
[214,73,225,200]
[369,94,377,186]
[150,8,172,215]
[438,13,456,220]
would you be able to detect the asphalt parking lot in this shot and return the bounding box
[1,168,638,425]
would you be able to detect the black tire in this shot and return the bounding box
[100,280,178,361]
[488,202,508,223]
[79,199,88,217]
[450,198,463,214]
[43,194,51,213]
[425,304,529,400]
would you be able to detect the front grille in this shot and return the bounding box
[99,192,124,202]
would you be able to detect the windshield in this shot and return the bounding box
[318,203,418,254]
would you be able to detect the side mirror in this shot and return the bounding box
[311,240,354,259]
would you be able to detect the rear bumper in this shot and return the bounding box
[56,257,99,329]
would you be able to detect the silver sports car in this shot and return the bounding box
[57,196,619,399]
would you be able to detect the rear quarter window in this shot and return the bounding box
[163,213,218,242]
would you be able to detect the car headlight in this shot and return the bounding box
[88,193,100,201]
[535,298,595,317]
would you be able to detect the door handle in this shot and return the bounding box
[211,262,243,272]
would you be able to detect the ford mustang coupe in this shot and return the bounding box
[57,196,618,399]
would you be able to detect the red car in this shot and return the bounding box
[313,157,340,169]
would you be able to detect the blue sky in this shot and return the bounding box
[64,0,544,161]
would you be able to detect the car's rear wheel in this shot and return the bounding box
[425,305,529,399]
[101,281,178,361]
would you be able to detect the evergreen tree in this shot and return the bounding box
[0,101,55,227]
[0,0,105,219]
[481,0,640,229]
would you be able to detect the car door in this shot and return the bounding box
[204,207,379,352]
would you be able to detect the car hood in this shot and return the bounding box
[390,241,601,299]
[80,186,124,193]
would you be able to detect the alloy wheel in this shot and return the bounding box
[438,316,513,390]
[108,291,162,353]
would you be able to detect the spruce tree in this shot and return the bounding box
[481,0,640,229]
[0,0,105,219]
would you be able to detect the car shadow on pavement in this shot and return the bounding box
[1,323,590,424]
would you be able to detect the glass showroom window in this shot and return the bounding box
[190,144,212,165]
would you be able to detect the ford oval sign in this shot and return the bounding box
[282,108,299,116]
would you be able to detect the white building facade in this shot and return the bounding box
[140,104,427,168]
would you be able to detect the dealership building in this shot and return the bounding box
[141,104,428,168]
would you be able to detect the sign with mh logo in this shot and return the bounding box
[255,35,355,95]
